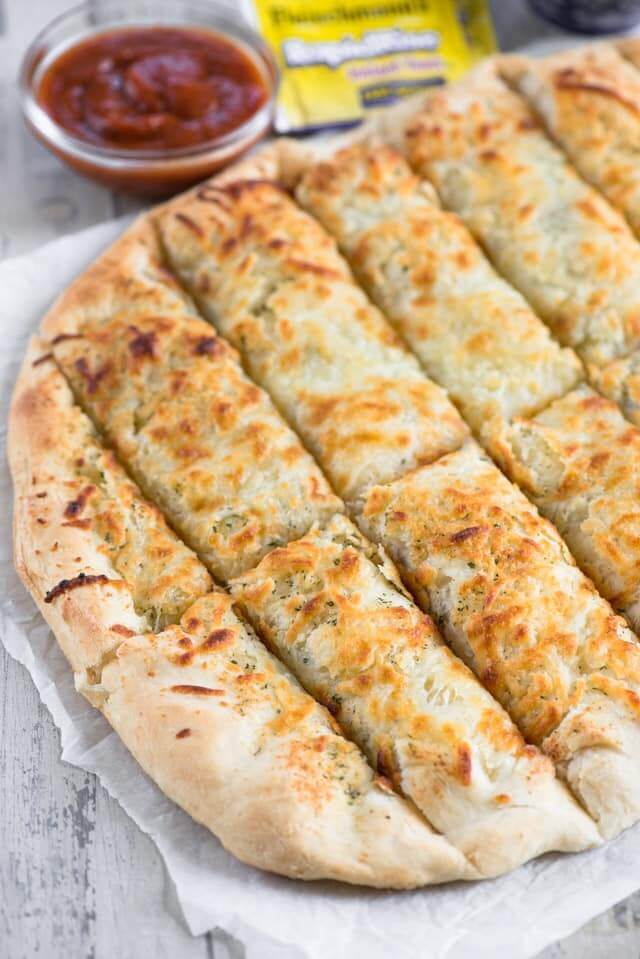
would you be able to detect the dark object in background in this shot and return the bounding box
[528,0,640,32]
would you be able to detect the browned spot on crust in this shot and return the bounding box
[128,325,157,358]
[301,595,323,616]
[176,727,192,739]
[236,671,265,684]
[195,184,231,206]
[581,393,609,410]
[451,525,485,543]
[482,662,499,688]
[44,572,111,604]
[175,212,204,236]
[195,179,283,211]
[51,332,83,345]
[32,353,53,367]
[170,684,224,696]
[62,518,91,529]
[221,179,285,200]
[74,357,111,395]
[202,628,234,649]
[194,335,222,357]
[239,214,254,239]
[555,69,640,114]
[64,485,95,519]
[111,624,136,637]
[286,258,341,279]
[309,475,323,500]
[456,743,473,785]
[339,551,358,572]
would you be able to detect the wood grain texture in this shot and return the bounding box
[0,643,215,959]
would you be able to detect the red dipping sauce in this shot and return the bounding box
[38,26,269,152]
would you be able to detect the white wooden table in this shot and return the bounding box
[2,2,640,957]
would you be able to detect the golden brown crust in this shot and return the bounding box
[285,88,640,841]
[12,332,471,886]
[490,385,640,631]
[404,60,640,369]
[155,168,469,502]
[358,442,640,836]
[96,592,474,885]
[14,67,636,881]
[232,515,598,874]
[9,336,212,675]
[295,141,582,438]
[12,173,479,886]
[505,45,640,237]
[43,219,342,582]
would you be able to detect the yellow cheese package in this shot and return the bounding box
[247,0,496,132]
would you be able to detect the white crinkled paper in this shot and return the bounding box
[2,222,640,959]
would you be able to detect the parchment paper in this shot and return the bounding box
[2,222,640,959]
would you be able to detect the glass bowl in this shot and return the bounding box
[19,0,278,196]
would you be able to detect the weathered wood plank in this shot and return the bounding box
[91,768,211,959]
[0,643,98,958]
[0,644,210,959]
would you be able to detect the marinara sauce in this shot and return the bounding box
[38,26,269,151]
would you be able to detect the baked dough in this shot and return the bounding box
[358,442,640,837]
[10,335,211,675]
[505,44,640,237]
[43,219,341,581]
[404,61,640,368]
[590,348,640,426]
[491,385,640,632]
[15,46,640,883]
[95,591,473,886]
[295,141,582,441]
[296,139,640,656]
[11,340,471,887]
[155,173,469,502]
[232,514,598,875]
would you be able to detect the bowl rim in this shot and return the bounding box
[19,0,279,170]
